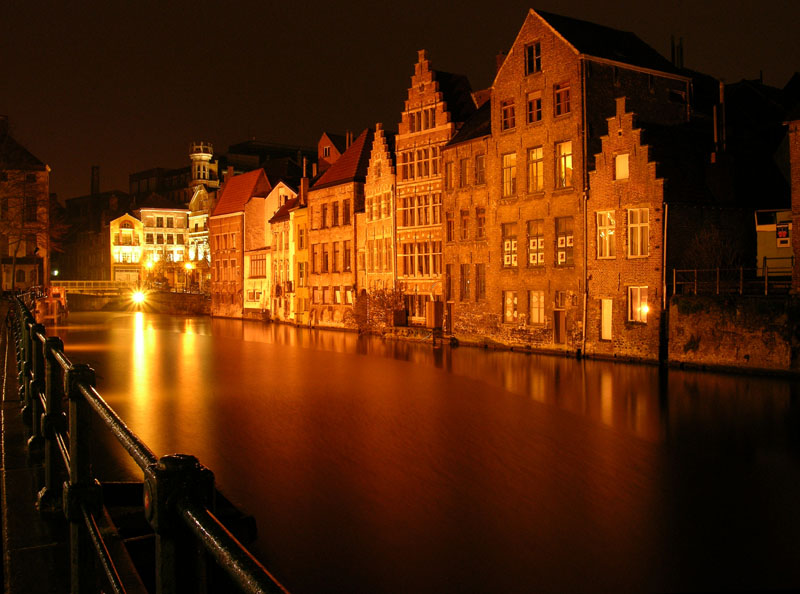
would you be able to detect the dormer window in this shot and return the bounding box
[323,145,331,158]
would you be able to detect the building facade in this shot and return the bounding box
[395,50,475,325]
[364,123,397,293]
[307,128,373,327]
[109,213,144,283]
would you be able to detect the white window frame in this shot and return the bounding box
[529,290,545,325]
[628,286,648,323]
[596,211,616,259]
[627,208,649,258]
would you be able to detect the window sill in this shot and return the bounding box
[525,191,546,199]
[627,255,650,259]
[552,187,574,195]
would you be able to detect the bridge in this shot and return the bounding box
[1,295,289,593]
[51,280,139,296]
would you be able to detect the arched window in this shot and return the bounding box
[120,221,133,229]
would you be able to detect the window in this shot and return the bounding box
[525,42,541,75]
[384,237,392,271]
[459,158,468,187]
[628,286,648,323]
[445,161,454,190]
[502,153,517,197]
[322,244,329,272]
[343,200,350,225]
[156,217,164,227]
[167,216,174,228]
[432,193,442,224]
[555,141,573,188]
[323,145,331,158]
[502,223,518,267]
[146,233,154,244]
[445,264,453,301]
[321,204,328,228]
[555,217,574,267]
[527,219,544,266]
[601,299,612,340]
[596,211,616,259]
[628,208,649,257]
[332,202,339,226]
[475,263,486,301]
[344,241,352,271]
[475,154,486,185]
[554,82,571,116]
[527,147,544,193]
[503,291,518,323]
[333,242,340,272]
[460,210,469,240]
[501,99,516,131]
[446,212,455,242]
[476,207,486,239]
[297,227,306,250]
[526,92,542,123]
[157,234,164,245]
[615,154,629,180]
[529,290,545,324]
[460,263,470,300]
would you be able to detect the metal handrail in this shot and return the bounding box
[9,295,290,594]
[671,266,793,297]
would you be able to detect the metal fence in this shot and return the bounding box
[9,295,289,594]
[671,265,793,297]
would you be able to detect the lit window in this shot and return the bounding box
[555,217,574,267]
[628,208,649,257]
[527,146,543,192]
[460,263,470,301]
[503,291,518,323]
[596,211,616,259]
[502,223,518,267]
[502,153,517,197]
[628,286,648,323]
[527,219,544,266]
[529,290,545,324]
[555,141,573,188]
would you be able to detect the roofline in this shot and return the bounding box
[444,131,492,149]
[580,54,692,82]
[209,211,244,220]
[310,178,362,192]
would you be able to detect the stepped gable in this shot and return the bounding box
[312,128,375,190]
[447,99,492,147]
[536,9,680,74]
[211,169,271,216]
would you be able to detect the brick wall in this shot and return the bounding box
[789,120,800,293]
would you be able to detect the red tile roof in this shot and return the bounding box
[311,128,374,190]
[211,169,271,216]
[268,196,301,224]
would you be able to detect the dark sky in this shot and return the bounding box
[2,0,798,200]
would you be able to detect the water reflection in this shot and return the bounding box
[51,312,800,593]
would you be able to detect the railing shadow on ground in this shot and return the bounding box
[9,294,289,594]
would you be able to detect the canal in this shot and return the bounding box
[52,311,800,593]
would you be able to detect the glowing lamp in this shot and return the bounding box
[641,304,649,315]
[185,262,194,271]
[145,261,154,270]
[132,291,146,304]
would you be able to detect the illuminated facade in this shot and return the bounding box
[109,213,143,282]
[363,123,397,293]
[290,201,309,324]
[395,50,475,325]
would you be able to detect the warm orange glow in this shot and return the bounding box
[145,261,154,270]
[185,262,194,271]
[641,304,650,315]
[132,291,146,304]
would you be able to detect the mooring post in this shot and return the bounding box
[38,336,66,513]
[144,454,215,594]
[64,363,101,594]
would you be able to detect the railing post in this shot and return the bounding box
[672,269,676,296]
[64,364,102,594]
[37,336,66,514]
[144,454,215,594]
[26,323,46,462]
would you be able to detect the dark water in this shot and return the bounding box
[52,312,800,593]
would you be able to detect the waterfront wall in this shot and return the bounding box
[668,295,799,373]
[69,292,210,315]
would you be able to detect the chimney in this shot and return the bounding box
[91,165,100,196]
[495,51,507,73]
[225,165,234,181]
[300,157,310,206]
[345,131,352,149]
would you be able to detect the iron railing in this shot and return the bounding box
[671,265,794,297]
[9,294,289,594]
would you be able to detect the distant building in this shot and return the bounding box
[0,115,50,290]
[109,213,143,282]
[290,196,310,324]
[135,195,190,290]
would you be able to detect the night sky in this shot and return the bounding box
[2,0,798,200]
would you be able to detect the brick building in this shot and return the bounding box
[441,100,492,336]
[268,193,301,321]
[790,113,800,293]
[307,128,374,327]
[0,116,50,290]
[209,169,270,317]
[442,9,692,353]
[364,123,397,292]
[395,50,476,325]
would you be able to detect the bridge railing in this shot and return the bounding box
[9,295,289,594]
